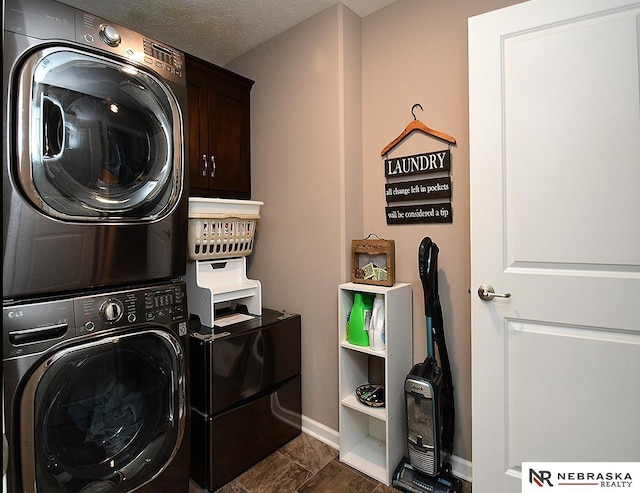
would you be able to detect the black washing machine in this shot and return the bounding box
[3,281,191,493]
[3,0,189,301]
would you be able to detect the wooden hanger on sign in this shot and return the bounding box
[380,103,456,156]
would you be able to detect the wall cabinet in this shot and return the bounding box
[186,55,254,199]
[338,282,413,486]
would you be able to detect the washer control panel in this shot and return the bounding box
[77,282,187,334]
[2,282,188,359]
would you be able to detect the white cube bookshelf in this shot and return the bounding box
[338,282,413,485]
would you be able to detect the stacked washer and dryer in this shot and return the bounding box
[3,1,192,492]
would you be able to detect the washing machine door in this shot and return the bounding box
[18,328,186,493]
[14,46,183,222]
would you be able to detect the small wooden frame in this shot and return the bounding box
[351,238,395,287]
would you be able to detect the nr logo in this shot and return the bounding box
[529,469,554,487]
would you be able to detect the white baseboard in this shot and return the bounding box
[301,414,339,450]
[301,414,472,483]
[448,454,472,483]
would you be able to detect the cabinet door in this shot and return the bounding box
[207,79,251,198]
[187,67,210,190]
[185,55,253,199]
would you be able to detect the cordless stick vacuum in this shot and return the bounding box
[393,237,462,493]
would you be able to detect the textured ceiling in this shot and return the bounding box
[58,0,399,66]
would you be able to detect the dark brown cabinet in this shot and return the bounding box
[186,55,254,199]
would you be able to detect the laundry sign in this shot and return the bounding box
[383,149,453,224]
[381,106,456,225]
[386,176,451,203]
[384,149,450,178]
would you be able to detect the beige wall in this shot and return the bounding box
[360,0,523,463]
[226,4,364,434]
[226,0,522,463]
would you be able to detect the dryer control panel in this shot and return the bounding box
[75,10,185,84]
[3,0,184,85]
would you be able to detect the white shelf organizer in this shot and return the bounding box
[186,257,261,327]
[338,282,413,486]
[185,198,263,328]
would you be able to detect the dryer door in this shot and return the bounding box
[14,47,183,222]
[18,328,185,493]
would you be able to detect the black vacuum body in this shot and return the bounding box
[393,238,461,493]
[392,357,461,493]
[405,357,445,475]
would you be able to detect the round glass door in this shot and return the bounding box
[15,47,184,221]
[21,329,185,493]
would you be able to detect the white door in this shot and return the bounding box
[469,1,640,492]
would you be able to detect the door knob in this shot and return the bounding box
[477,284,511,301]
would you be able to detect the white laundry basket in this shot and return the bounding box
[188,198,263,260]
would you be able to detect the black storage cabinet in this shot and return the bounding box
[189,309,302,491]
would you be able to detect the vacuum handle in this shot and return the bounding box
[418,237,439,316]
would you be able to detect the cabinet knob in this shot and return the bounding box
[202,154,208,176]
[210,155,216,178]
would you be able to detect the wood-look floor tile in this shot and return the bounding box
[297,460,378,493]
[215,480,249,492]
[278,433,338,473]
[372,483,403,492]
[235,451,311,493]
[187,433,471,493]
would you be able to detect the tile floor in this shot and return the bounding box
[188,433,472,493]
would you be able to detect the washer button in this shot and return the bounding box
[128,313,137,323]
[85,321,95,332]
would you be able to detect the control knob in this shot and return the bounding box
[99,24,122,47]
[100,299,124,323]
